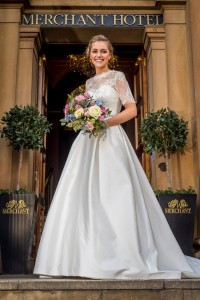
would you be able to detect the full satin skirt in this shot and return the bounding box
[34,126,200,279]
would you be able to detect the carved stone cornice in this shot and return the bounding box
[156,0,187,6]
[0,0,30,8]
[156,0,187,13]
[156,0,187,24]
[143,26,166,60]
[0,4,23,23]
[19,25,42,58]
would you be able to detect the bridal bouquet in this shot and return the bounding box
[60,92,112,137]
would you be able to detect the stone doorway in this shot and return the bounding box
[41,28,144,198]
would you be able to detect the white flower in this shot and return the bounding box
[88,105,102,119]
[74,108,84,118]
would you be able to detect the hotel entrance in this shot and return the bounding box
[41,27,145,206]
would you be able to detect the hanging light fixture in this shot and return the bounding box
[67,54,119,77]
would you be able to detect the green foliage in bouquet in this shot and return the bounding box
[67,85,85,101]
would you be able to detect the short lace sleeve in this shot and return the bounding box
[115,72,135,105]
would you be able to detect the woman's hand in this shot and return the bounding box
[105,102,137,127]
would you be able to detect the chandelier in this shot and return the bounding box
[67,54,119,77]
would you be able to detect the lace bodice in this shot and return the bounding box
[86,70,135,115]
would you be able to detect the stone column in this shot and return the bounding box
[162,4,196,190]
[186,0,200,235]
[143,26,168,110]
[144,3,196,194]
[11,25,42,191]
[16,25,42,106]
[0,4,22,190]
[143,26,169,189]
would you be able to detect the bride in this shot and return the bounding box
[34,34,200,279]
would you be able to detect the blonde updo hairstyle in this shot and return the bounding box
[85,35,114,60]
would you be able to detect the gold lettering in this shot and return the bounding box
[86,15,96,25]
[155,15,161,25]
[136,15,146,26]
[146,15,155,25]
[113,15,124,26]
[21,13,163,28]
[2,208,30,214]
[76,15,86,25]
[64,14,75,25]
[22,14,34,25]
[97,14,108,25]
[53,14,64,25]
[35,14,44,25]
[124,15,136,26]
[44,14,53,25]
[19,208,30,214]
[165,208,192,214]
[2,200,30,214]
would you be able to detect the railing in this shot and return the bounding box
[32,170,53,261]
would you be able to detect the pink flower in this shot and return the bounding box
[84,92,90,99]
[84,110,90,117]
[75,104,81,110]
[64,104,69,114]
[90,101,95,106]
[75,95,85,102]
[86,122,94,131]
[98,115,105,121]
[100,106,107,113]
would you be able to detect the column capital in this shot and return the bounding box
[20,25,42,58]
[156,0,187,24]
[0,3,23,23]
[143,26,166,58]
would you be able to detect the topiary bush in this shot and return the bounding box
[140,108,189,189]
[0,105,52,191]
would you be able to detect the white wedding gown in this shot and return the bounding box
[34,70,200,279]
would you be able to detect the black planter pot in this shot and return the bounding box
[0,193,38,274]
[157,193,197,256]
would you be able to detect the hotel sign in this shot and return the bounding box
[164,199,192,214]
[22,14,163,27]
[2,200,30,215]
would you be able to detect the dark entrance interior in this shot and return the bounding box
[42,28,143,196]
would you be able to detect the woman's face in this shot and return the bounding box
[90,41,111,73]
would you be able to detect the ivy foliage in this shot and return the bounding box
[139,108,189,156]
[0,105,52,151]
[154,186,196,196]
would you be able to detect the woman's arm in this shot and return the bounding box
[105,102,137,127]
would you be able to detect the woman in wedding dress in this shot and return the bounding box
[34,35,200,279]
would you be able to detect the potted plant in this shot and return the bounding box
[140,108,197,256]
[0,105,52,274]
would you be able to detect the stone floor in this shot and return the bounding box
[0,276,200,300]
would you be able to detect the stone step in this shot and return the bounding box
[0,276,200,300]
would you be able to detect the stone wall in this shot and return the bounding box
[0,278,200,300]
